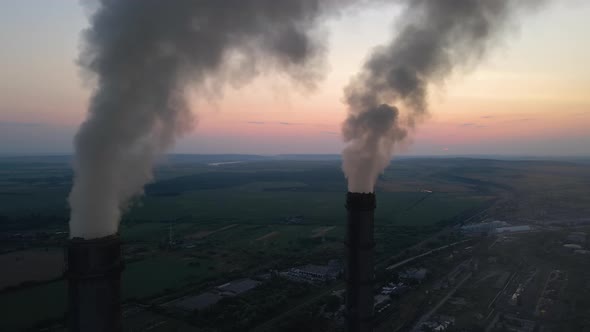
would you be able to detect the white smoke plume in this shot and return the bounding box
[69,0,355,239]
[342,0,546,193]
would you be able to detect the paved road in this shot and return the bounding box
[485,312,500,332]
[410,272,473,332]
[386,239,470,271]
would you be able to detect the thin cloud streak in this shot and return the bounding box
[279,122,305,126]
[245,121,313,126]
[501,118,534,124]
[0,121,43,127]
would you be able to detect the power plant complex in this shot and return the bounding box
[59,0,545,330]
[65,193,377,332]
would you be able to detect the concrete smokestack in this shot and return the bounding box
[66,235,124,332]
[345,192,376,332]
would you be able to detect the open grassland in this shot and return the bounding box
[125,189,487,228]
[3,157,587,229]
[123,255,216,300]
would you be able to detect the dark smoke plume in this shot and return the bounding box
[342,0,543,193]
[69,0,352,239]
[69,0,547,237]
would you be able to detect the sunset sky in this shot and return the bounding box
[1,1,589,156]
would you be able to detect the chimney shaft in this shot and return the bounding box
[345,192,376,332]
[67,235,124,332]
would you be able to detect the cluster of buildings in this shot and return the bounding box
[170,278,261,312]
[374,281,411,314]
[373,267,430,315]
[494,314,536,332]
[418,315,455,332]
[566,231,587,244]
[169,259,343,314]
[381,282,409,296]
[461,221,532,236]
[398,267,428,284]
[282,260,342,284]
[536,269,567,317]
[562,231,589,255]
[510,283,525,306]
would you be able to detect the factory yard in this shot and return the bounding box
[1,156,590,331]
[374,228,590,332]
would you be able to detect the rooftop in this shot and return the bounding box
[173,292,222,311]
[217,278,260,295]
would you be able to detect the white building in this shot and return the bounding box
[461,221,509,235]
[494,225,532,234]
[284,260,342,283]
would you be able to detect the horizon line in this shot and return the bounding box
[1,153,589,159]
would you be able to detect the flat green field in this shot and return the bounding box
[0,255,217,331]
[0,280,66,331]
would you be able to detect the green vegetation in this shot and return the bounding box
[0,280,66,331]
[0,256,216,331]
[123,255,215,300]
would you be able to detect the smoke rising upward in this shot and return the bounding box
[342,0,542,193]
[69,0,350,239]
[69,0,546,237]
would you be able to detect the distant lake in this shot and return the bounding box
[207,161,244,166]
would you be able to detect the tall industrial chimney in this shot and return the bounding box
[66,235,124,332]
[345,192,376,332]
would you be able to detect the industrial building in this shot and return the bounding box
[381,282,409,296]
[461,221,533,235]
[171,277,262,312]
[284,260,342,283]
[173,292,223,311]
[419,315,455,332]
[399,268,428,283]
[461,221,509,235]
[217,278,261,296]
[566,232,587,244]
[494,225,532,234]
[563,243,583,250]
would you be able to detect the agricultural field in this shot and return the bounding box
[0,248,64,289]
[1,155,589,330]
